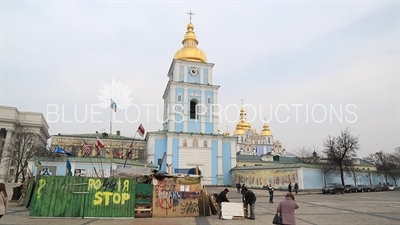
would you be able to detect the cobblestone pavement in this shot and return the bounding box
[2,187,399,225]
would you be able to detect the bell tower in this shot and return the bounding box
[162,14,220,134]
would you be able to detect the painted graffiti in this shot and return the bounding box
[180,201,198,214]
[88,178,130,206]
[154,177,200,216]
[36,178,46,199]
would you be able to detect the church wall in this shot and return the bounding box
[154,138,167,171]
[179,65,184,81]
[203,68,209,84]
[326,173,362,185]
[176,88,184,102]
[211,140,218,185]
[172,138,179,169]
[188,122,201,132]
[372,173,385,184]
[175,121,183,132]
[222,142,232,185]
[231,169,299,189]
[303,168,324,189]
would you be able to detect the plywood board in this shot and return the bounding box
[221,202,244,220]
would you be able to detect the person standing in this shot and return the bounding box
[0,183,8,220]
[268,184,275,203]
[216,188,230,219]
[294,182,299,194]
[242,187,257,220]
[236,182,241,193]
[276,192,299,225]
[288,182,292,193]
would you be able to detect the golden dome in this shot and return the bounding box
[234,107,252,135]
[173,23,207,63]
[234,124,245,135]
[261,123,273,136]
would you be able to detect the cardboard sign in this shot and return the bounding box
[221,202,244,220]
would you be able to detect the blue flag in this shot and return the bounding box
[110,99,117,112]
[53,146,73,157]
[66,159,72,176]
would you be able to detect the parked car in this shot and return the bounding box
[355,185,370,192]
[344,185,355,193]
[371,185,382,192]
[322,183,345,194]
[388,185,399,191]
[381,185,389,191]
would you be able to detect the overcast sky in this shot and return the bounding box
[1,0,398,157]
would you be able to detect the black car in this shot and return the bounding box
[344,184,355,193]
[322,183,345,194]
[355,185,370,192]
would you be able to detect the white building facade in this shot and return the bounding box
[0,105,50,182]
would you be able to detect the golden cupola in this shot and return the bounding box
[234,107,252,135]
[173,22,207,63]
[261,123,273,136]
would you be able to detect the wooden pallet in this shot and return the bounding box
[135,204,152,218]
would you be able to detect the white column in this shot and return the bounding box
[168,86,176,132]
[201,89,205,133]
[213,89,219,133]
[0,129,13,182]
[298,168,304,189]
[147,136,156,164]
[217,138,223,185]
[230,140,236,168]
[183,87,188,132]
[166,134,173,167]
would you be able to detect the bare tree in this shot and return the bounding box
[4,130,47,182]
[290,146,324,164]
[388,147,400,185]
[322,128,360,186]
[366,150,392,184]
[348,167,362,186]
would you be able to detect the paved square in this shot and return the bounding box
[2,187,399,225]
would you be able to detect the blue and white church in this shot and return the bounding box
[146,20,237,185]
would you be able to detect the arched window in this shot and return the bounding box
[193,138,198,147]
[204,140,207,147]
[183,139,187,147]
[190,99,197,119]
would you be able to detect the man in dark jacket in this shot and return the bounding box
[216,188,230,219]
[242,187,256,220]
[268,184,274,203]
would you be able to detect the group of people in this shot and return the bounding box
[217,182,299,224]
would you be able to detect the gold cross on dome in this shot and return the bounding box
[240,98,244,107]
[187,10,194,22]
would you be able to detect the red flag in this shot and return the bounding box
[81,140,91,156]
[96,137,105,148]
[94,143,100,155]
[137,124,145,137]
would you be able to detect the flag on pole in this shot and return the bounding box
[110,99,117,112]
[128,141,133,156]
[53,146,73,157]
[81,140,92,156]
[96,137,105,148]
[94,143,100,155]
[66,159,72,176]
[137,124,145,137]
[35,160,42,167]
